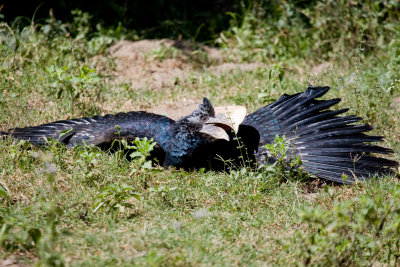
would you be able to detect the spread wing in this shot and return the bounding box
[242,86,398,184]
[2,112,174,148]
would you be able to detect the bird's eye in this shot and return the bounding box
[201,116,208,122]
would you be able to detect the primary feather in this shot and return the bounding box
[227,86,398,184]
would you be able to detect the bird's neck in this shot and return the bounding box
[162,122,209,168]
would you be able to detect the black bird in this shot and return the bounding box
[1,86,398,183]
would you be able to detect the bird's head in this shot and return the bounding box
[177,98,246,141]
[164,98,246,168]
[182,97,215,125]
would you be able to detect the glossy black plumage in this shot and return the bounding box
[216,86,398,184]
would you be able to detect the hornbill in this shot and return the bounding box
[1,86,398,183]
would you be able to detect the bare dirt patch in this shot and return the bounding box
[392,97,400,110]
[109,41,191,90]
[103,39,266,117]
[209,62,266,74]
[108,39,224,91]
[101,96,203,120]
[311,62,333,75]
[0,256,31,267]
[146,99,201,120]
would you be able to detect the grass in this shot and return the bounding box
[1,4,400,266]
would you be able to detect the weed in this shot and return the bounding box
[125,137,156,168]
[146,44,181,62]
[257,65,285,103]
[93,183,140,217]
[0,185,8,199]
[259,135,309,185]
[149,185,178,207]
[44,64,102,105]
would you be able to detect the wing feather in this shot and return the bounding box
[2,112,174,148]
[242,86,398,183]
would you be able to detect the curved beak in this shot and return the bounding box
[199,106,247,141]
[212,106,247,134]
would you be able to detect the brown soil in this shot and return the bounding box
[109,40,189,90]
[311,62,333,75]
[146,99,201,120]
[209,62,266,74]
[105,39,266,117]
[0,257,30,267]
[108,39,224,91]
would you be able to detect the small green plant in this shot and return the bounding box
[121,137,157,170]
[68,9,118,55]
[231,135,254,168]
[6,140,35,170]
[45,64,102,101]
[35,152,66,266]
[0,207,39,251]
[149,185,177,206]
[146,44,181,61]
[71,143,106,185]
[70,9,92,40]
[259,135,308,183]
[0,184,8,199]
[386,78,400,95]
[77,145,102,165]
[93,183,141,216]
[257,65,285,102]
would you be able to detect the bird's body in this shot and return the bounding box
[1,87,398,183]
[1,98,236,169]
